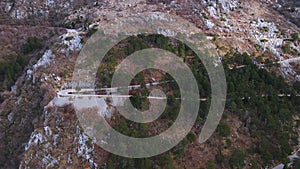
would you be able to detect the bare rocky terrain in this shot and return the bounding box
[0,0,299,168]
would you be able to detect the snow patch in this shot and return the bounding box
[42,154,58,168]
[44,126,52,137]
[60,29,83,53]
[147,13,174,22]
[156,28,176,37]
[250,19,282,58]
[10,9,27,19]
[53,134,60,147]
[7,112,14,122]
[218,0,240,13]
[207,6,219,18]
[76,130,97,168]
[45,0,55,7]
[67,154,73,164]
[5,3,14,13]
[205,19,215,29]
[11,85,17,93]
[26,69,33,80]
[25,132,47,151]
[33,50,55,70]
[77,133,94,159]
[250,19,299,80]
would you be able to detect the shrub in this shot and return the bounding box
[0,55,29,90]
[206,160,215,169]
[263,26,269,32]
[158,154,174,168]
[229,149,246,168]
[292,159,300,168]
[282,43,291,54]
[291,33,299,41]
[217,123,231,137]
[260,39,268,43]
[23,37,42,54]
[202,12,208,19]
[75,86,81,91]
[187,132,196,142]
[65,36,74,41]
[86,27,98,37]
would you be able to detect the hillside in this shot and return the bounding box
[0,0,299,168]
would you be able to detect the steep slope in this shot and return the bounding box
[0,0,299,168]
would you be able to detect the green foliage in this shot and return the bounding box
[224,52,297,164]
[187,132,196,143]
[130,92,141,107]
[114,122,131,136]
[85,139,92,148]
[157,154,175,168]
[262,26,269,32]
[48,31,56,37]
[134,158,153,169]
[221,17,226,22]
[292,158,300,169]
[178,41,186,56]
[126,35,149,55]
[223,52,252,65]
[172,138,188,159]
[95,151,148,169]
[216,149,224,164]
[75,86,81,91]
[162,93,180,120]
[293,81,300,94]
[229,149,246,169]
[0,55,29,91]
[206,160,216,169]
[226,139,232,147]
[97,36,298,168]
[217,123,231,137]
[23,37,42,54]
[264,58,274,67]
[260,39,268,43]
[202,12,208,19]
[291,33,299,41]
[65,36,74,41]
[282,43,291,54]
[86,27,98,37]
[255,43,262,50]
